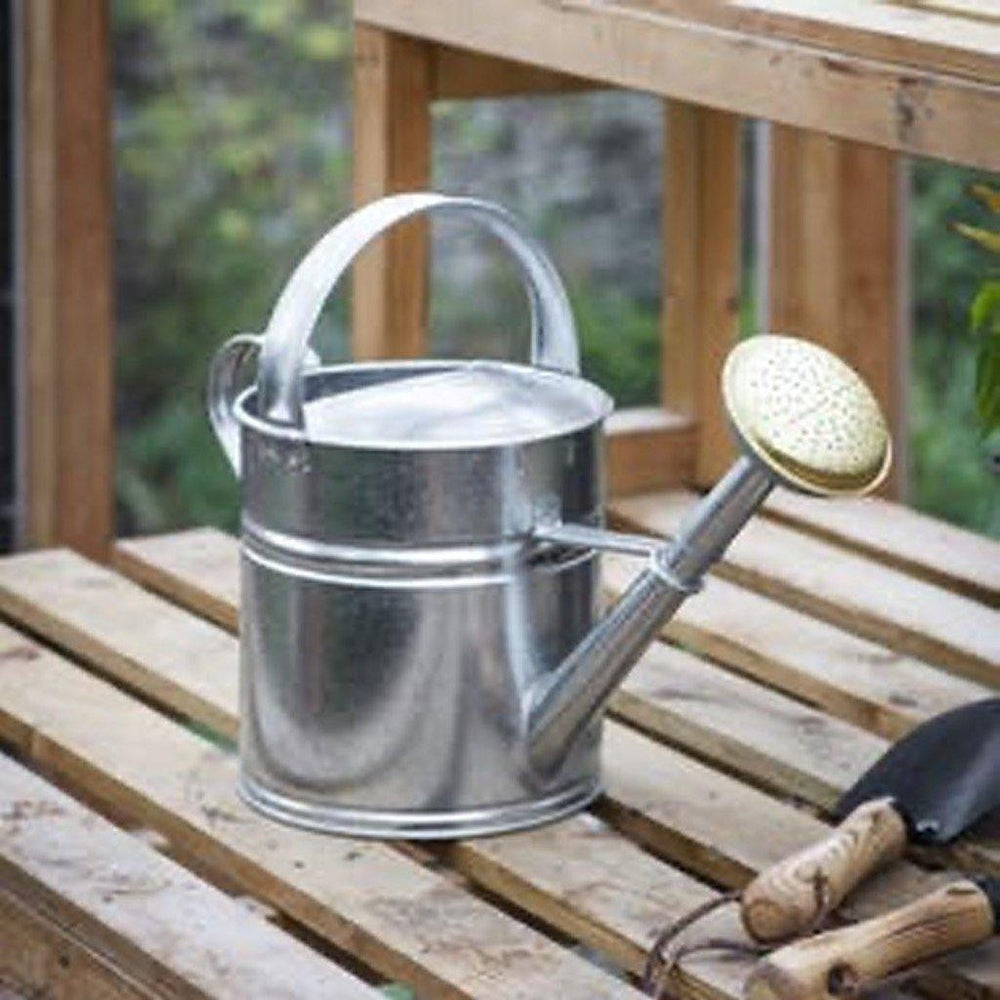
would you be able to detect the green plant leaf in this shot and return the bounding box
[971,281,1000,334]
[970,183,1000,214]
[975,331,1000,434]
[952,221,1000,255]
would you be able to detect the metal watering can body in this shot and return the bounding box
[209,193,891,839]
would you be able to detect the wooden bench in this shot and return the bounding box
[1,494,997,998]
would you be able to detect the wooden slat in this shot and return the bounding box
[21,0,114,560]
[769,128,904,497]
[6,546,882,819]
[0,609,989,997]
[602,551,991,742]
[103,536,1000,883]
[613,491,1000,686]
[355,0,1000,170]
[762,490,1000,608]
[900,0,1000,26]
[22,621,1000,999]
[1,887,154,1000]
[431,44,594,98]
[606,644,998,878]
[0,548,238,739]
[0,626,640,1000]
[116,529,240,632]
[606,409,696,496]
[610,640,887,810]
[352,25,432,361]
[662,102,740,487]
[115,527,991,746]
[624,0,1000,84]
[0,755,379,999]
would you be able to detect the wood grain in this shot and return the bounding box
[0,755,379,999]
[615,0,1000,84]
[115,529,240,633]
[3,546,886,820]
[610,639,886,810]
[662,102,740,487]
[600,549,990,743]
[121,515,994,737]
[769,129,903,497]
[741,798,908,943]
[762,489,1000,608]
[105,532,998,877]
[352,25,432,362]
[1,887,155,1000]
[355,0,1000,170]
[0,549,898,991]
[0,627,641,1000]
[20,0,114,560]
[116,527,988,747]
[431,45,594,98]
[10,545,1000,995]
[606,409,697,497]
[612,491,1000,686]
[0,622,988,999]
[745,880,997,1000]
[0,548,239,740]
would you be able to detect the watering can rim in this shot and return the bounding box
[226,356,614,455]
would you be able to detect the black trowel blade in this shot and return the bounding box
[836,697,1000,844]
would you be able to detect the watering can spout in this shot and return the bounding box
[525,456,774,773]
[525,335,893,775]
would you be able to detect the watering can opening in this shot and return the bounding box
[301,360,612,451]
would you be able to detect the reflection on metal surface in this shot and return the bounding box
[209,195,891,838]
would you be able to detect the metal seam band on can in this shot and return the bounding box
[242,517,597,587]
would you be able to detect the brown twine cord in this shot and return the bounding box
[642,874,835,999]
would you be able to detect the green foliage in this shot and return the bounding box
[910,160,1000,536]
[952,183,1000,437]
[114,0,351,534]
[971,281,1000,434]
[572,287,659,408]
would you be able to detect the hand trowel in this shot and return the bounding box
[740,697,1000,944]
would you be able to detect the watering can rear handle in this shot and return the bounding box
[256,193,581,429]
[207,333,264,476]
[207,335,320,476]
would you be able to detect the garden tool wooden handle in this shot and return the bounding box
[740,798,907,943]
[744,879,996,1000]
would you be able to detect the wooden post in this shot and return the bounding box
[770,127,904,496]
[20,0,115,560]
[662,102,742,488]
[351,25,432,360]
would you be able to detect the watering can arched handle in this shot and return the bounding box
[255,192,580,429]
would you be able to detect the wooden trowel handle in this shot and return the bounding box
[744,879,997,1000]
[741,798,907,943]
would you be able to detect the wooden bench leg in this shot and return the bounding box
[351,25,433,360]
[21,0,114,561]
[770,127,904,496]
[662,102,742,488]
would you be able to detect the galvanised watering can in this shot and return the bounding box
[209,193,891,839]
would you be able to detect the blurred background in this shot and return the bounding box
[111,0,999,539]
